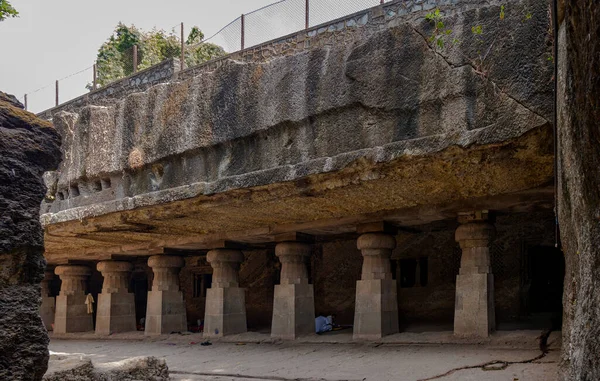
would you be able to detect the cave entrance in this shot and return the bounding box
[132,275,148,330]
[523,245,564,328]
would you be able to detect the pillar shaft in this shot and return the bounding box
[204,249,247,337]
[40,271,55,331]
[145,255,187,335]
[96,261,136,335]
[454,221,496,337]
[353,233,399,340]
[271,242,315,339]
[54,265,93,333]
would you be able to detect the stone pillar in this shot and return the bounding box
[271,242,315,339]
[40,271,55,331]
[454,220,496,337]
[54,265,93,333]
[204,249,247,337]
[95,261,136,335]
[353,233,399,340]
[145,255,187,335]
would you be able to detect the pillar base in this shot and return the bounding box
[353,279,399,340]
[40,295,55,331]
[144,290,187,335]
[204,287,247,337]
[54,294,94,333]
[271,283,315,340]
[96,292,137,335]
[454,273,495,338]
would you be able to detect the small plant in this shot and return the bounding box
[425,9,454,50]
[424,4,538,79]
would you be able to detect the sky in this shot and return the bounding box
[0,0,381,113]
[0,0,276,112]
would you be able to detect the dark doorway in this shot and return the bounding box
[132,275,148,327]
[522,246,564,329]
[89,268,103,329]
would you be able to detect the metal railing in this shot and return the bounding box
[23,0,388,113]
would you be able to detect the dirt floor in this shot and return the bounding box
[48,330,560,381]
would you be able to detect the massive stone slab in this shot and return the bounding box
[0,91,61,380]
[39,0,554,262]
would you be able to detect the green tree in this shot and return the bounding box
[0,0,18,21]
[93,23,226,88]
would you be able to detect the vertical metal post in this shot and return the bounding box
[241,14,245,50]
[55,80,59,106]
[133,45,138,73]
[93,63,97,90]
[380,0,384,4]
[24,94,27,111]
[180,22,185,71]
[305,0,310,29]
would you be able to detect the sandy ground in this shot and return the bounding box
[49,330,560,381]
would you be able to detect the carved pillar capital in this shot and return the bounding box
[55,265,91,296]
[97,261,133,294]
[147,255,184,292]
[455,221,496,249]
[275,242,311,285]
[207,249,244,288]
[357,233,396,281]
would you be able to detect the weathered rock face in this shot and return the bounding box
[43,355,169,381]
[40,0,554,261]
[557,1,600,379]
[0,91,62,380]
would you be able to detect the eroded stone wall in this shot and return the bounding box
[40,0,553,239]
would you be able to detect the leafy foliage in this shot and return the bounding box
[424,4,537,77]
[93,23,226,88]
[0,0,18,22]
[425,9,454,50]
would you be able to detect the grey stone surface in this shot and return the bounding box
[0,91,61,381]
[43,354,169,381]
[204,287,248,338]
[145,290,187,335]
[453,221,496,338]
[556,5,600,379]
[40,0,552,227]
[271,283,315,340]
[96,292,137,335]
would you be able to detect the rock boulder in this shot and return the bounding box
[0,91,61,380]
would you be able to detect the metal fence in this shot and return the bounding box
[23,0,388,114]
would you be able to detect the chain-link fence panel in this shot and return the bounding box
[193,16,243,55]
[244,0,306,48]
[309,0,382,27]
